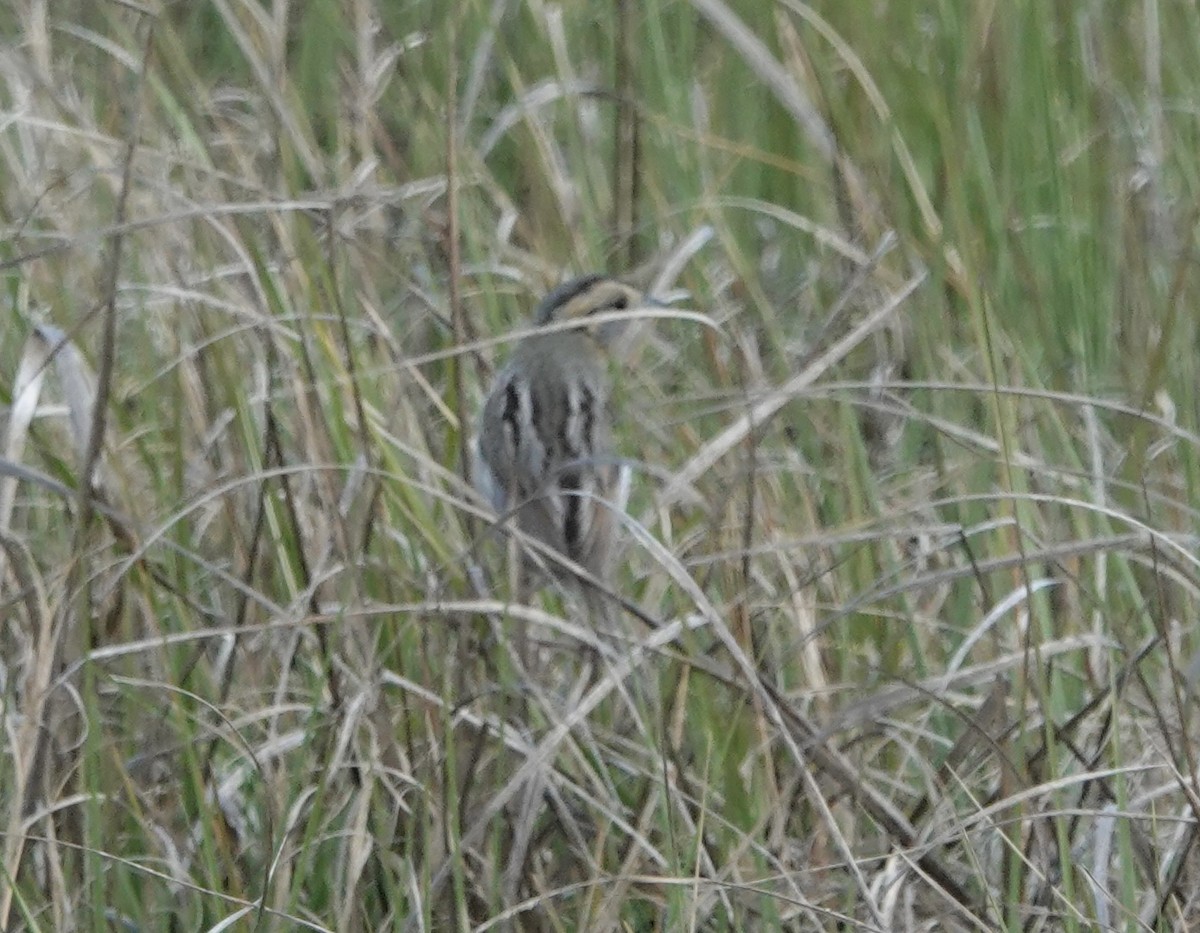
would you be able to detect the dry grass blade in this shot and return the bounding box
[689,0,835,162]
[709,195,872,264]
[38,325,99,470]
[776,0,968,288]
[0,325,102,584]
[5,1,1200,927]
[0,530,54,930]
[660,269,926,505]
[0,330,54,539]
[612,0,641,269]
[411,614,692,929]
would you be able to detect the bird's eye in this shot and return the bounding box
[610,295,629,311]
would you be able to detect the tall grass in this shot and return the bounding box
[2,0,1199,930]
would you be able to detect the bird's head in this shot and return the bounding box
[534,274,659,348]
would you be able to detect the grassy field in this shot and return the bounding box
[3,1,1200,930]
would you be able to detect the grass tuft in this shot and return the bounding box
[3,1,1200,929]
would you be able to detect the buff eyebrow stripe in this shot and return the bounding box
[550,273,604,307]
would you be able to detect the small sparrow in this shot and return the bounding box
[475,274,653,597]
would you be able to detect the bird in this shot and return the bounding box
[475,273,653,611]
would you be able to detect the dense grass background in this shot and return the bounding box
[3,1,1200,930]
